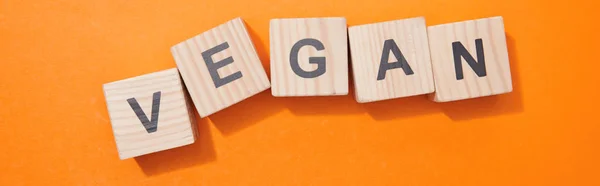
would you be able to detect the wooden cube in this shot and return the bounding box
[348,17,435,103]
[427,16,512,102]
[269,17,348,96]
[171,17,271,117]
[103,68,197,160]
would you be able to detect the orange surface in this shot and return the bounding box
[1,0,599,185]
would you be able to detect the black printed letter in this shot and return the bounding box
[127,91,161,133]
[452,38,486,80]
[290,38,326,78]
[202,42,243,88]
[377,39,414,80]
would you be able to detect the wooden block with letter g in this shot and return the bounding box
[349,17,435,103]
[427,16,512,102]
[103,68,198,160]
[171,17,271,117]
[270,17,348,96]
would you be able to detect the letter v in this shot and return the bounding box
[126,91,161,133]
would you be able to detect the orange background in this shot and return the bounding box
[1,0,599,185]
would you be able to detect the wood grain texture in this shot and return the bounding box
[171,17,270,117]
[103,68,196,160]
[427,16,512,102]
[348,17,435,103]
[270,17,348,96]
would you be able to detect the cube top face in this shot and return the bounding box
[103,68,196,160]
[349,17,435,103]
[427,16,512,102]
[171,17,271,117]
[270,17,348,97]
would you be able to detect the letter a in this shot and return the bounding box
[377,39,414,80]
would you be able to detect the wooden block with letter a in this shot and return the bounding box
[427,16,512,102]
[270,17,348,96]
[348,17,435,103]
[103,68,198,160]
[171,17,271,117]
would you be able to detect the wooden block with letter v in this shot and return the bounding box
[171,17,271,117]
[427,16,512,102]
[270,17,348,96]
[103,68,198,160]
[348,17,435,103]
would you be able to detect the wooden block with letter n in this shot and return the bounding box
[103,68,198,160]
[348,17,435,103]
[427,16,512,102]
[171,17,271,117]
[270,17,348,96]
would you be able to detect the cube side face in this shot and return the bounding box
[428,16,512,102]
[171,18,271,117]
[270,17,348,97]
[349,17,435,103]
[103,68,195,160]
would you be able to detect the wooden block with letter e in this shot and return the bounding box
[348,17,435,103]
[270,17,348,96]
[103,68,198,160]
[427,16,512,102]
[171,17,271,117]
